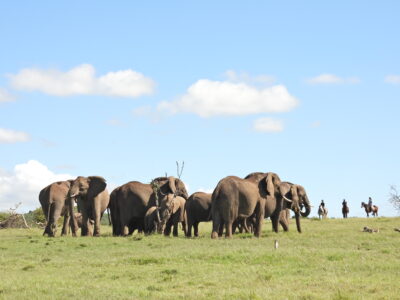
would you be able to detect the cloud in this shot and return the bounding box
[0,160,73,212]
[8,64,155,98]
[306,74,360,85]
[0,128,30,143]
[253,117,284,132]
[224,70,275,85]
[157,79,298,117]
[0,88,15,103]
[384,75,400,85]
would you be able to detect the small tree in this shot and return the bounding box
[389,185,400,214]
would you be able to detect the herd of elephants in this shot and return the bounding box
[38,172,379,238]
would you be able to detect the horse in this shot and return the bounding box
[361,202,378,217]
[342,203,349,218]
[318,205,328,219]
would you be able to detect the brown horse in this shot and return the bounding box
[361,202,378,217]
[342,203,349,218]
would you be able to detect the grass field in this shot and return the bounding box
[0,217,399,299]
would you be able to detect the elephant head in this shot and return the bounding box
[279,182,311,233]
[151,176,189,200]
[157,194,180,234]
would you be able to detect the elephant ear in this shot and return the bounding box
[265,173,281,196]
[290,185,301,213]
[168,176,177,194]
[88,176,107,199]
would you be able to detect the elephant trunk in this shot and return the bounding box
[295,212,302,233]
[300,196,311,217]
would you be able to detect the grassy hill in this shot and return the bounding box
[0,217,399,299]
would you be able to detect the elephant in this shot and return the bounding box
[185,192,212,237]
[112,176,188,236]
[39,180,74,237]
[108,186,122,236]
[211,172,289,238]
[158,194,186,236]
[67,176,110,237]
[276,182,311,233]
[144,194,186,236]
[144,206,159,234]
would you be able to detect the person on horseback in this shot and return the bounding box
[368,197,373,210]
[320,199,325,208]
[342,199,347,206]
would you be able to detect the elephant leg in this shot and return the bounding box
[164,223,172,236]
[93,203,101,237]
[211,214,222,239]
[186,219,193,237]
[48,204,63,237]
[224,221,233,238]
[81,209,89,236]
[61,213,70,236]
[254,203,265,238]
[218,222,224,237]
[270,215,279,233]
[173,222,178,237]
[279,217,289,232]
[194,222,199,237]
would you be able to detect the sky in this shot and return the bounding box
[1,1,399,218]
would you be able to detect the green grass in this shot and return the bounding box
[0,217,399,299]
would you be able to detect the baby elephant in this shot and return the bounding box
[144,207,160,235]
[185,192,212,237]
[159,194,187,237]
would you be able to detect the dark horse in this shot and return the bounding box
[342,203,349,218]
[361,202,378,217]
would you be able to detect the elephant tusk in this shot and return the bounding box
[283,195,293,203]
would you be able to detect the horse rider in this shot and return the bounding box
[342,199,347,206]
[320,199,325,209]
[368,197,373,210]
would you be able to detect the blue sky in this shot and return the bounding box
[1,1,399,218]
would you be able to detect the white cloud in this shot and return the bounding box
[0,160,73,212]
[0,88,15,103]
[224,70,275,85]
[0,128,30,143]
[307,74,360,85]
[158,79,298,117]
[253,117,284,132]
[8,64,155,98]
[384,75,400,85]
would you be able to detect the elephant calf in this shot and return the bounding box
[159,194,187,237]
[185,192,212,237]
[144,207,160,235]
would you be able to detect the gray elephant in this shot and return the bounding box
[144,194,186,236]
[67,176,110,237]
[39,180,74,237]
[212,172,288,238]
[144,206,159,234]
[277,182,311,233]
[159,194,186,236]
[185,192,212,237]
[113,177,188,236]
[108,186,121,236]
